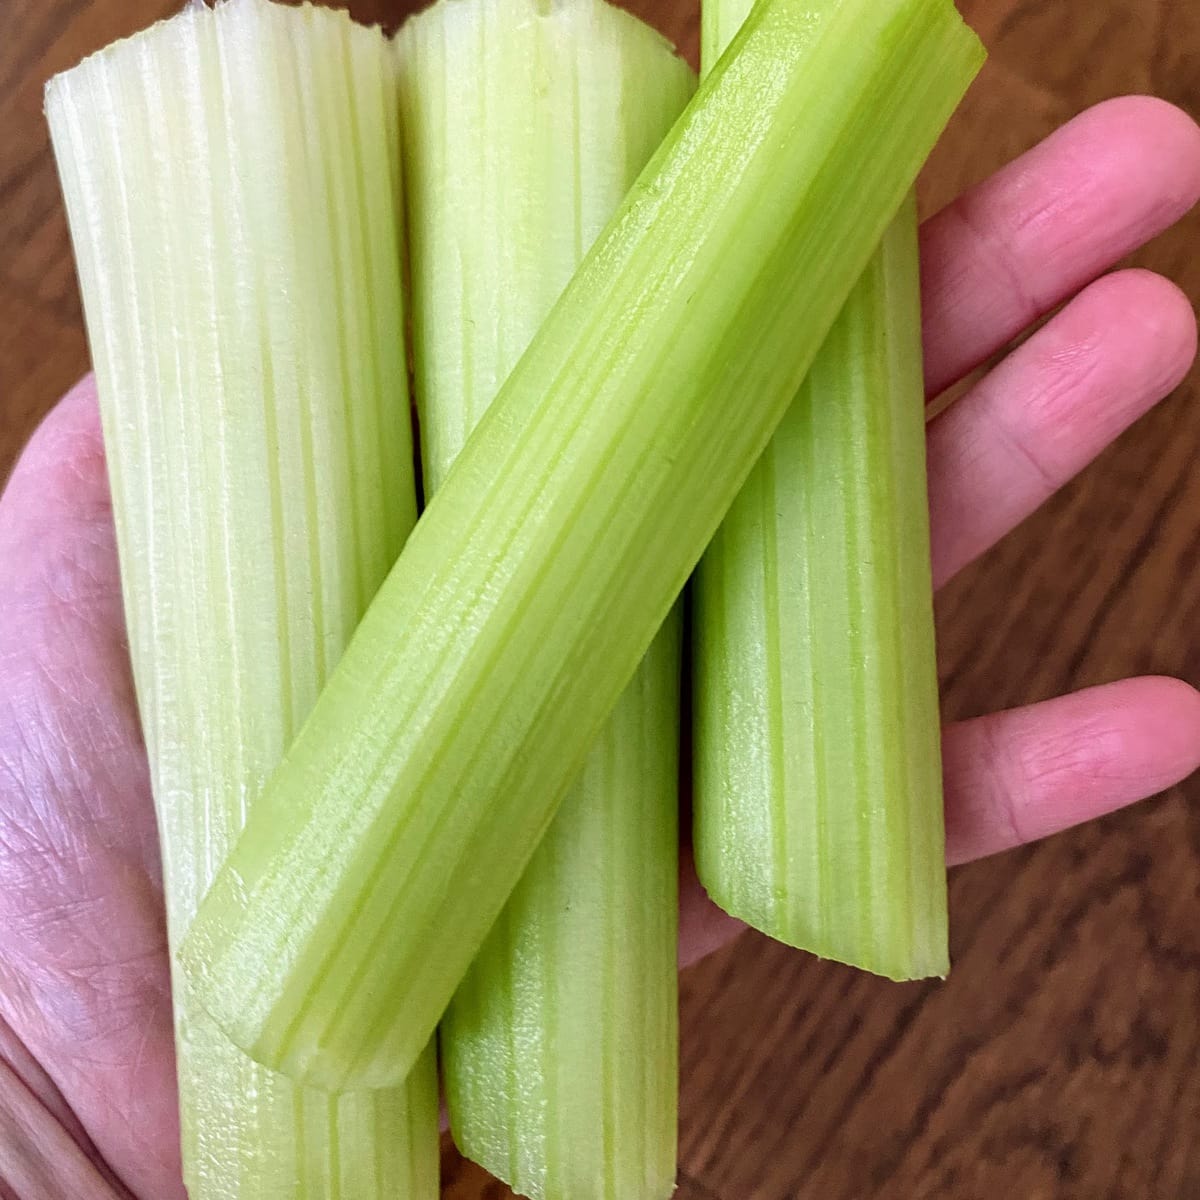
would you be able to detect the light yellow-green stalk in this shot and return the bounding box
[398,8,692,1191]
[46,2,437,1193]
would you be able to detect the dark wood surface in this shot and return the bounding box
[2,1,1198,1197]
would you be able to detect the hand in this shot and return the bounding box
[1,96,1198,1200]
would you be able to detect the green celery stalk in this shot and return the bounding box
[441,627,681,1200]
[692,0,949,980]
[181,0,984,1092]
[45,2,437,1194]
[693,198,947,979]
[396,0,693,1194]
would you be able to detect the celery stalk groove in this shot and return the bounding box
[693,0,950,980]
[46,2,437,1193]
[397,1,692,1195]
[181,0,985,1091]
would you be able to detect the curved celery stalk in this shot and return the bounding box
[181,0,984,1092]
[396,2,692,1194]
[693,0,948,981]
[45,2,437,1195]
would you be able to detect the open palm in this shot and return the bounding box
[2,97,1199,1200]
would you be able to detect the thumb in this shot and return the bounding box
[0,378,183,1200]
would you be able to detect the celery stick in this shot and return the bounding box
[692,0,948,981]
[181,0,984,1091]
[45,2,437,1194]
[441,624,681,1200]
[396,1,692,1193]
[693,198,947,979]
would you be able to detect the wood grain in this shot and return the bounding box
[1,1,1197,1197]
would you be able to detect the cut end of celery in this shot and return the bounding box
[46,0,392,101]
[700,877,949,981]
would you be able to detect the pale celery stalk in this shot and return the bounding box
[45,2,437,1195]
[692,0,948,980]
[441,628,681,1200]
[396,2,693,1195]
[181,0,984,1092]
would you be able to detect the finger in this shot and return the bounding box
[679,848,745,970]
[926,268,1197,588]
[943,677,1200,867]
[921,96,1200,396]
[0,380,184,1200]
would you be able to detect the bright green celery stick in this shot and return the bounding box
[397,1,693,1195]
[692,0,948,981]
[693,200,947,979]
[181,0,984,1091]
[45,1,437,1194]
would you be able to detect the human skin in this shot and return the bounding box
[1,96,1199,1199]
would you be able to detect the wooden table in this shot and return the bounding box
[2,1,1197,1196]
